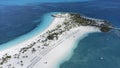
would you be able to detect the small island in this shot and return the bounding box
[0,12,113,68]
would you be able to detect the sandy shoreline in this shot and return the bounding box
[0,16,64,55]
[32,27,100,68]
[0,13,100,68]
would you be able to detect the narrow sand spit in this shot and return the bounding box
[0,13,100,68]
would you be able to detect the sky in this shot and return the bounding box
[0,0,92,5]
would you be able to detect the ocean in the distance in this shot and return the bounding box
[0,0,120,68]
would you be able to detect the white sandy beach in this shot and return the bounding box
[32,27,100,68]
[0,17,65,56]
[0,13,100,68]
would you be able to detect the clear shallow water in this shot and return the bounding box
[0,12,54,50]
[60,32,120,68]
[0,0,120,68]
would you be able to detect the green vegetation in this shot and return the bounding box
[71,14,94,26]
[6,56,11,59]
[69,13,112,32]
[100,25,112,32]
[0,13,113,67]
[0,55,11,65]
[47,33,58,40]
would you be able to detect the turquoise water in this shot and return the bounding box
[0,12,54,50]
[0,0,120,68]
[57,33,94,68]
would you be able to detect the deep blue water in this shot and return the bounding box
[0,0,120,68]
[0,5,47,44]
